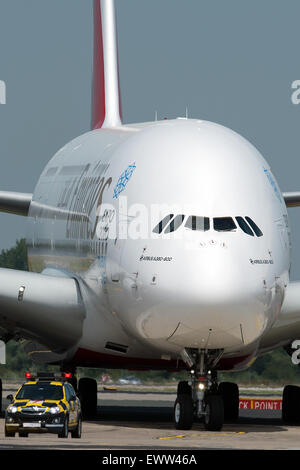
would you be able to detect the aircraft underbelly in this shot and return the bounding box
[132,290,271,351]
[166,322,244,349]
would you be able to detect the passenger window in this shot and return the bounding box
[213,217,236,232]
[235,217,254,236]
[153,214,174,234]
[245,217,263,237]
[185,216,210,231]
[164,215,185,233]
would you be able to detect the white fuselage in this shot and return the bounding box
[27,119,290,370]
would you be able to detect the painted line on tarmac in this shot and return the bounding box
[158,431,245,440]
[190,432,245,437]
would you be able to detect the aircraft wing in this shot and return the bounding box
[0,268,85,352]
[0,191,32,216]
[283,192,300,208]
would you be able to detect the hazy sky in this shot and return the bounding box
[1,0,300,277]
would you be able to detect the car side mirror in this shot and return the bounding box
[6,394,13,403]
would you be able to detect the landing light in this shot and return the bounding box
[18,286,25,302]
[198,383,205,390]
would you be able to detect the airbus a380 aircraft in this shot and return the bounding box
[1,0,300,432]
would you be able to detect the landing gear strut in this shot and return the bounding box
[174,349,227,431]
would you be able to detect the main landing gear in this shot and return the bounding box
[174,349,239,431]
[282,385,300,424]
[78,377,98,419]
[61,368,98,420]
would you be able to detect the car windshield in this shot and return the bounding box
[16,383,64,400]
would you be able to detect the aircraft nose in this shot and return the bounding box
[136,248,269,349]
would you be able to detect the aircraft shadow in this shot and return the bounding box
[88,405,288,433]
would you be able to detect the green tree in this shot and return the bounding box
[0,238,28,271]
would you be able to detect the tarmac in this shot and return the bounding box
[0,385,299,452]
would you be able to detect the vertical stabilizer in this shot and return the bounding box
[92,0,122,129]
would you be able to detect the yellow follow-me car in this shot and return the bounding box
[5,372,82,438]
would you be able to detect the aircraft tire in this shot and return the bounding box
[204,394,224,431]
[282,385,300,423]
[174,394,194,430]
[177,381,192,396]
[218,382,239,421]
[78,378,98,419]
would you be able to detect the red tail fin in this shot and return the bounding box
[92,0,122,130]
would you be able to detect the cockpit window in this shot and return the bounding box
[235,217,254,236]
[164,214,185,233]
[152,214,174,234]
[185,216,210,231]
[213,217,237,232]
[245,217,263,237]
[152,214,263,237]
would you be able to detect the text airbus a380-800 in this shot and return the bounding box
[1,0,300,432]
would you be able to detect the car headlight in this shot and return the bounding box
[8,405,18,414]
[49,406,61,414]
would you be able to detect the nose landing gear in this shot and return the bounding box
[174,349,231,431]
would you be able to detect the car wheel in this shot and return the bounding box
[58,416,69,438]
[71,415,82,438]
[5,428,15,437]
